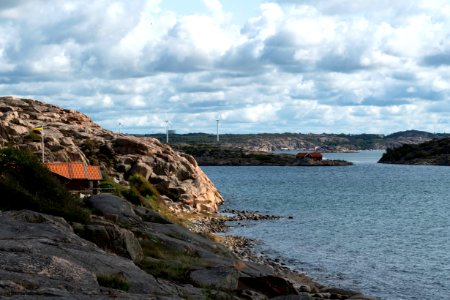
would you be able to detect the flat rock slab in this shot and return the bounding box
[0,210,171,298]
[190,266,239,290]
[88,194,142,226]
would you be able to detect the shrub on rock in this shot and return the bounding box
[0,147,90,223]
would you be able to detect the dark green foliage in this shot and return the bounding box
[99,178,124,197]
[121,187,141,205]
[384,130,435,139]
[98,177,141,205]
[0,147,90,222]
[23,130,42,142]
[122,175,160,206]
[99,174,160,206]
[139,257,191,282]
[96,273,129,291]
[379,138,450,165]
[128,174,160,200]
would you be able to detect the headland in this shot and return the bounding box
[0,96,372,299]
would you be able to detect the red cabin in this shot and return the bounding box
[296,152,323,161]
[45,162,102,195]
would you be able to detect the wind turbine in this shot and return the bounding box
[165,120,170,143]
[216,114,221,143]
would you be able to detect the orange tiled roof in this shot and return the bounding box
[45,162,102,180]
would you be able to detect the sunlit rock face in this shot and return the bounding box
[0,96,223,212]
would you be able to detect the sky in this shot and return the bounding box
[1,0,450,134]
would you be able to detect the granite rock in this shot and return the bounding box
[0,96,223,212]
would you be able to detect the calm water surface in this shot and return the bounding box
[202,151,450,300]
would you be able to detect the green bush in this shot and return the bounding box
[128,174,160,200]
[96,273,129,291]
[23,130,42,142]
[99,178,124,197]
[100,174,160,207]
[121,187,141,206]
[0,147,90,223]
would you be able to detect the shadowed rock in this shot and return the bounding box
[75,217,144,264]
[87,194,142,226]
[0,210,172,297]
[238,276,298,298]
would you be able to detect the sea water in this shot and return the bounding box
[202,151,450,300]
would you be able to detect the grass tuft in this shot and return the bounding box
[96,273,129,291]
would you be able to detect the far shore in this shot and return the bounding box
[173,144,353,166]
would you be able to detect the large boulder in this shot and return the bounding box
[87,194,142,226]
[75,217,144,264]
[0,96,224,213]
[112,137,150,155]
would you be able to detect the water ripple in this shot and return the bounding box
[203,151,450,300]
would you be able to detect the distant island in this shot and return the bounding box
[173,144,352,166]
[378,137,450,165]
[143,130,448,152]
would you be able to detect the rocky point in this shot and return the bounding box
[0,96,223,212]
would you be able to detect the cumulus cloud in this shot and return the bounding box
[1,0,450,133]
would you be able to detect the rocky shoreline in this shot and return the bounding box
[187,209,290,233]
[1,97,372,299]
[188,209,376,300]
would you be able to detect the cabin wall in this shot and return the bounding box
[65,180,90,192]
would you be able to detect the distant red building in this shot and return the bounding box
[296,152,323,161]
[45,162,102,195]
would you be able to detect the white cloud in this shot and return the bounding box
[203,0,230,24]
[130,95,146,108]
[30,46,72,74]
[1,0,450,133]
[431,77,450,92]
